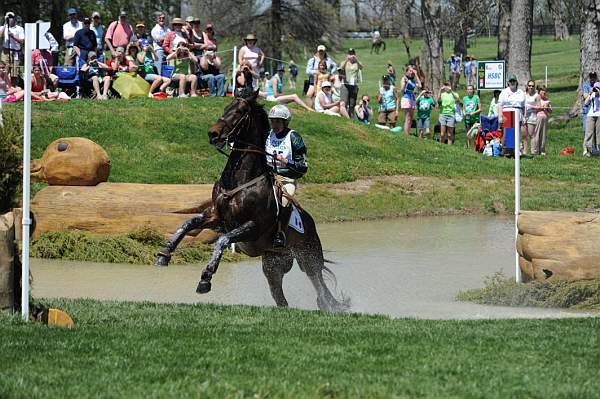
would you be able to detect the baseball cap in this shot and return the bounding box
[347,48,355,54]
[185,16,195,23]
[5,11,15,18]
[317,45,326,52]
[205,50,214,57]
[508,74,518,82]
[321,81,332,88]
[91,11,100,18]
[67,8,77,15]
[276,63,285,71]
[119,11,127,17]
[136,21,145,27]
[83,17,91,24]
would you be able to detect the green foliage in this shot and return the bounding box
[0,108,22,213]
[1,299,599,398]
[457,272,600,310]
[30,227,246,265]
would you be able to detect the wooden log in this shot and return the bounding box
[0,212,15,310]
[517,211,600,282]
[31,183,216,240]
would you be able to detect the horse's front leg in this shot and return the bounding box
[155,210,211,267]
[197,220,257,294]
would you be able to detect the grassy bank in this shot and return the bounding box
[1,299,599,398]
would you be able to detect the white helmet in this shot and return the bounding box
[268,104,292,122]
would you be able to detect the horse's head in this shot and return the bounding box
[208,90,259,149]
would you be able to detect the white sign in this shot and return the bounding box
[477,60,506,90]
[25,21,51,50]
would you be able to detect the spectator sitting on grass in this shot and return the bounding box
[416,88,435,139]
[137,39,171,97]
[167,39,198,97]
[354,94,373,124]
[31,65,58,101]
[263,63,313,111]
[376,75,398,128]
[0,61,23,101]
[80,51,111,100]
[199,50,224,96]
[315,81,341,116]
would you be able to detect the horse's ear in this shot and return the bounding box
[243,89,259,102]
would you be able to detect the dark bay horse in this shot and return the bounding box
[155,90,349,311]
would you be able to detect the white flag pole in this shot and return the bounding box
[232,46,237,94]
[508,107,522,283]
[21,23,35,321]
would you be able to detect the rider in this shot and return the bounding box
[265,104,308,248]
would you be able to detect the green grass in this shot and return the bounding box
[0,299,599,398]
[458,272,600,310]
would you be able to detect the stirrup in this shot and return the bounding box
[273,231,286,249]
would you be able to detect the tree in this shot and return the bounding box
[507,0,533,84]
[548,0,570,40]
[497,0,511,62]
[420,0,444,93]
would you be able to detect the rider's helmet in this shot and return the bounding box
[268,104,292,122]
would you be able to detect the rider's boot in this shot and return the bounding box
[273,206,292,249]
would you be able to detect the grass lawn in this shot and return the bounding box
[1,299,599,398]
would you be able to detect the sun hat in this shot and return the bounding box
[321,81,332,88]
[244,33,257,41]
[185,16,195,23]
[171,17,184,26]
[317,45,326,52]
[136,21,145,27]
[91,11,100,18]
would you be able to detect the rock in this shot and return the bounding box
[0,212,16,310]
[517,211,600,282]
[31,137,110,186]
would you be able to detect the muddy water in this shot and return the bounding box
[31,216,598,320]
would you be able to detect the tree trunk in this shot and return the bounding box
[548,0,570,40]
[497,0,511,62]
[420,0,444,93]
[453,0,470,57]
[572,0,600,116]
[507,0,533,85]
[398,0,412,60]
[269,0,283,72]
[353,0,361,29]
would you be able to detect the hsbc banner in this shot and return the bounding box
[477,60,506,90]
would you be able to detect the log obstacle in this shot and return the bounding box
[31,183,216,241]
[517,211,600,282]
[0,212,17,311]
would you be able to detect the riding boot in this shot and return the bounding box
[273,206,292,249]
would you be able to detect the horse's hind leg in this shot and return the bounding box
[197,220,256,294]
[262,251,294,307]
[155,210,211,267]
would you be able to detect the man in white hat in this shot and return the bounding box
[304,44,337,108]
[265,104,308,248]
[314,80,341,116]
[0,12,25,80]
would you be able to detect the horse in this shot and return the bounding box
[154,89,349,311]
[371,38,386,54]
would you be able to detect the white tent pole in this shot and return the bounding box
[232,46,237,94]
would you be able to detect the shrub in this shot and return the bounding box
[0,108,22,213]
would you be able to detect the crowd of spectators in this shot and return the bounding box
[0,9,225,100]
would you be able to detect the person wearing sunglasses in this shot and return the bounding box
[150,12,170,75]
[524,80,541,155]
[498,74,526,154]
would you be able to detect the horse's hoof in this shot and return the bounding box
[154,253,170,267]
[196,280,212,294]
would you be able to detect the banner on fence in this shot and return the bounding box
[477,60,505,90]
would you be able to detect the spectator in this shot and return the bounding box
[498,74,526,154]
[80,51,111,100]
[238,33,264,88]
[167,39,198,98]
[386,62,396,85]
[488,89,501,116]
[31,65,58,101]
[447,53,462,90]
[137,39,171,97]
[524,80,541,155]
[0,12,25,81]
[332,67,349,117]
[259,71,269,93]
[0,60,23,101]
[31,48,58,89]
[234,61,257,96]
[183,16,194,41]
[203,23,218,51]
[105,11,136,59]
[90,12,105,62]
[339,48,362,117]
[150,12,170,74]
[125,41,142,72]
[135,21,150,42]
[163,18,188,55]
[463,55,477,88]
[354,94,373,124]
[399,65,421,136]
[376,75,398,128]
[437,80,459,144]
[314,60,334,100]
[111,46,129,73]
[315,81,340,115]
[73,18,98,68]
[263,63,312,111]
[199,50,224,96]
[62,9,82,67]
[463,85,481,148]
[305,45,337,108]
[581,72,598,136]
[288,60,298,89]
[583,82,600,157]
[416,88,435,139]
[534,86,551,156]
[189,17,207,57]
